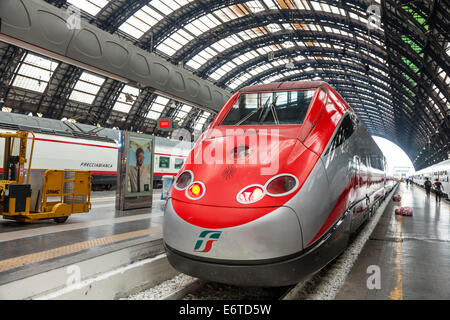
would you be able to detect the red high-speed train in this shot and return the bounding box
[163,81,396,286]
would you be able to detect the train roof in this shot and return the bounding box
[0,111,195,149]
[239,81,328,93]
[0,111,118,143]
[414,158,450,174]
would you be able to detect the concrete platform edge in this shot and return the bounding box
[0,237,171,299]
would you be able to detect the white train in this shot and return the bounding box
[412,159,449,199]
[0,111,193,189]
[152,136,194,187]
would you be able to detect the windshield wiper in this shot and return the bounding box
[259,96,279,125]
[269,97,280,125]
[235,96,271,126]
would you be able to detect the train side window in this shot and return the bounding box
[329,114,355,153]
[342,114,355,141]
[329,90,346,113]
[370,155,383,171]
[361,156,368,167]
[370,156,377,170]
[159,156,170,168]
[174,158,184,169]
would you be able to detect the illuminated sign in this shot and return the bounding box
[159,120,170,128]
[157,118,173,131]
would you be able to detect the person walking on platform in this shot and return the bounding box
[406,178,409,186]
[424,178,432,197]
[433,178,444,202]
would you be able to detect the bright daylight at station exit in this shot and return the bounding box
[0,0,448,313]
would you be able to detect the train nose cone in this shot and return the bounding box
[169,129,320,231]
[172,132,314,207]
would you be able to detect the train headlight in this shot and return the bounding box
[174,170,193,190]
[186,181,206,200]
[237,185,265,204]
[265,174,299,197]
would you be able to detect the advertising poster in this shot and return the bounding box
[125,133,154,197]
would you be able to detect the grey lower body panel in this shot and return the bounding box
[164,211,351,287]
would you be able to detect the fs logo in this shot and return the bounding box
[194,230,222,253]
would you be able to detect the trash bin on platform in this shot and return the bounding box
[161,175,175,200]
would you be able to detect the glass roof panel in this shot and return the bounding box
[194,123,203,131]
[175,111,187,121]
[146,95,170,119]
[119,6,163,38]
[174,103,194,121]
[155,96,170,105]
[194,111,212,131]
[246,1,265,12]
[262,0,278,10]
[147,111,161,120]
[119,0,194,39]
[12,53,58,93]
[186,59,204,70]
[151,103,165,113]
[157,43,177,56]
[69,72,105,105]
[181,105,192,113]
[113,85,140,114]
[66,0,108,16]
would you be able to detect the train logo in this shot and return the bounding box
[193,230,222,253]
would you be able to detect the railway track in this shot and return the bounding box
[126,273,295,300]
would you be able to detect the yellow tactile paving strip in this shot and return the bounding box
[0,226,162,273]
[0,213,163,243]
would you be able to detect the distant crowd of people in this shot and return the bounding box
[406,177,445,202]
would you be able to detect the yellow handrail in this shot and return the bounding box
[27,132,35,185]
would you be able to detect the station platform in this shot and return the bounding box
[0,191,166,295]
[337,182,450,300]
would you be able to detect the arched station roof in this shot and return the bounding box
[0,0,448,169]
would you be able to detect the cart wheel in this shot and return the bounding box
[54,216,68,223]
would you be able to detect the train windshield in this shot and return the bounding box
[221,89,316,126]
